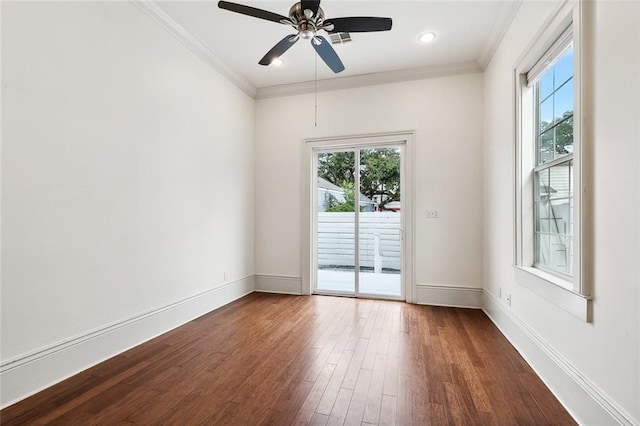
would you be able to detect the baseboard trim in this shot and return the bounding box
[415,284,482,308]
[482,291,636,426]
[0,276,254,409]
[254,274,302,295]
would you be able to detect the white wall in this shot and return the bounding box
[483,1,639,423]
[1,1,254,405]
[3,0,637,421]
[254,74,484,299]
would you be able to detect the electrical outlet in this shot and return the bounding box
[224,271,228,281]
[426,210,439,218]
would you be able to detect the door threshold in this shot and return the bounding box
[313,291,405,302]
[314,291,356,298]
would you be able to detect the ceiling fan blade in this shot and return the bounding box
[325,17,392,33]
[259,35,299,66]
[218,1,289,24]
[311,36,345,73]
[301,0,320,17]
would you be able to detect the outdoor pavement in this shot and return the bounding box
[317,269,401,297]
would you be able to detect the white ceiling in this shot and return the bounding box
[153,1,518,95]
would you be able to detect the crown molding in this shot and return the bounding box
[131,0,511,100]
[255,60,482,100]
[131,0,257,98]
[477,0,523,70]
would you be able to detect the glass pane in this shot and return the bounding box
[536,233,550,266]
[536,201,551,232]
[539,129,554,164]
[550,234,571,273]
[539,96,554,133]
[553,78,573,125]
[358,147,402,297]
[536,43,574,166]
[534,160,574,275]
[316,151,355,294]
[554,46,574,89]
[536,168,551,201]
[540,70,554,101]
[554,116,573,157]
[550,200,570,235]
[549,162,571,200]
[538,94,554,164]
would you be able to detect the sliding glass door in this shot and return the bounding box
[315,150,356,295]
[314,145,403,299]
[358,147,402,297]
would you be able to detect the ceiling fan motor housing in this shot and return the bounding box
[289,2,325,39]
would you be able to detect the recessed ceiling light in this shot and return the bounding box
[271,58,284,66]
[419,32,436,44]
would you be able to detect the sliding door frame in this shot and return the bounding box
[302,131,415,302]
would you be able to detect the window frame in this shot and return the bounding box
[514,0,593,321]
[532,37,575,279]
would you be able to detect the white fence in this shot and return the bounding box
[317,212,401,271]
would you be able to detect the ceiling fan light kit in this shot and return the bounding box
[218,0,392,73]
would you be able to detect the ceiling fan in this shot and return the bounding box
[218,1,393,73]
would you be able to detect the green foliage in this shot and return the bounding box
[325,181,365,212]
[539,111,573,163]
[359,148,401,209]
[317,152,355,186]
[318,148,401,211]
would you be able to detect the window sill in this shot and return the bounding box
[514,266,592,322]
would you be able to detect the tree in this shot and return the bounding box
[317,148,401,212]
[359,148,400,211]
[539,111,573,162]
[325,181,358,212]
[317,152,355,186]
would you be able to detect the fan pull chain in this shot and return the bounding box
[314,52,318,127]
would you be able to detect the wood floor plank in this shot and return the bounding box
[362,352,387,424]
[379,394,397,426]
[309,412,329,425]
[315,349,354,415]
[263,380,315,424]
[0,293,576,425]
[327,387,354,426]
[343,368,373,425]
[341,337,369,390]
[382,336,399,397]
[294,363,336,424]
[396,373,413,426]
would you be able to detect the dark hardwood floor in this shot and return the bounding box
[1,293,575,425]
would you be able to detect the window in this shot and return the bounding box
[514,2,592,321]
[533,41,574,277]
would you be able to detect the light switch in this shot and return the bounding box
[426,210,439,218]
